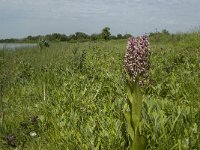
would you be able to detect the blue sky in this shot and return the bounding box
[0,0,200,38]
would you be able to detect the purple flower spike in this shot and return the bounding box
[124,35,150,84]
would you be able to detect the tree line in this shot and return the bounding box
[0,27,132,43]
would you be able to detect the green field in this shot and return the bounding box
[0,33,200,149]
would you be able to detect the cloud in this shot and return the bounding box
[0,0,200,38]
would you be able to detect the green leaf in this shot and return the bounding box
[131,130,147,150]
[123,110,135,141]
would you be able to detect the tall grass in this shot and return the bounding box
[0,33,199,149]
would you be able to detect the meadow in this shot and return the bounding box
[0,33,199,149]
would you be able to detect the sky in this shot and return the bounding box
[0,0,200,38]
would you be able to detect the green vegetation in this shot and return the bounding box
[0,27,131,43]
[0,32,199,149]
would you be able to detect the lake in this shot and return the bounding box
[0,43,37,50]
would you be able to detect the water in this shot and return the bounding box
[0,43,37,50]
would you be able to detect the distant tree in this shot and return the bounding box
[110,35,117,40]
[27,35,33,41]
[117,34,123,39]
[90,33,99,41]
[60,34,68,41]
[45,34,53,41]
[44,33,61,41]
[44,33,68,41]
[75,32,89,40]
[101,27,111,40]
[69,34,77,41]
[123,33,132,39]
[52,33,62,41]
[149,32,155,37]
[1,38,17,43]
[161,29,170,35]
